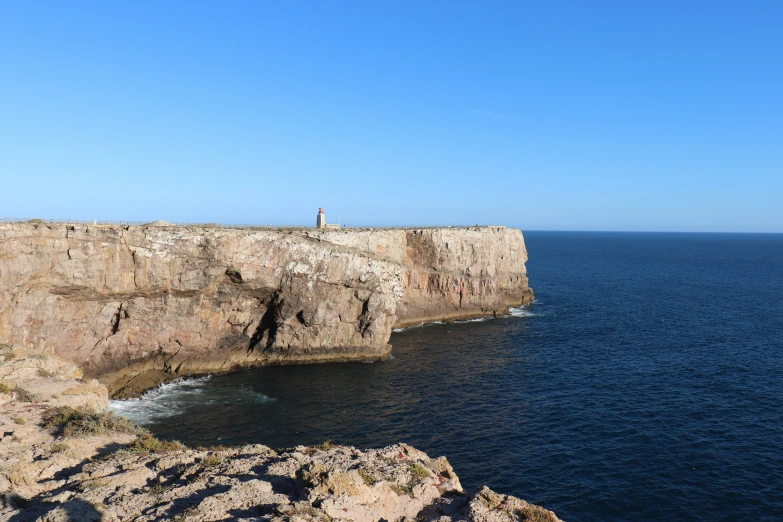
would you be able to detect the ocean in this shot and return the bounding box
[109,232,783,521]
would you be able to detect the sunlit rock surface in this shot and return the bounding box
[0,223,532,396]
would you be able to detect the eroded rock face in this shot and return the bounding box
[0,223,532,393]
[303,227,533,327]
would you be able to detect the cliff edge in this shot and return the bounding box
[0,223,533,396]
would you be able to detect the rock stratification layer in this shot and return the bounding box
[0,223,532,394]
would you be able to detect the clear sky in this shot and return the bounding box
[1,1,781,232]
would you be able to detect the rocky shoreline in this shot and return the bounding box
[1,348,561,521]
[0,223,533,398]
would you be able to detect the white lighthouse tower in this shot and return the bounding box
[316,208,326,229]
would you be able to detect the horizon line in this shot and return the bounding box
[1,218,780,235]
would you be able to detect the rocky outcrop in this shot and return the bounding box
[0,346,136,499]
[0,223,532,395]
[0,350,561,522]
[6,444,561,522]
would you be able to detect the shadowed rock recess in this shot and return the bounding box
[0,223,533,398]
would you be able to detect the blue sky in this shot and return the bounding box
[1,1,781,232]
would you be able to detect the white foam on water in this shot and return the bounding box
[392,320,445,333]
[392,315,517,332]
[108,375,274,426]
[508,305,536,318]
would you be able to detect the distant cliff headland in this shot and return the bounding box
[0,221,533,397]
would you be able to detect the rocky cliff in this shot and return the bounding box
[303,227,533,327]
[0,223,532,396]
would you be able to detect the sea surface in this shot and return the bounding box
[110,232,783,522]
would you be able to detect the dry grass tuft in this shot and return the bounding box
[304,440,333,454]
[201,453,223,468]
[50,442,70,454]
[13,387,38,403]
[42,406,142,437]
[126,432,185,454]
[37,368,57,378]
[358,468,379,486]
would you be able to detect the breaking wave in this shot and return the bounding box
[108,375,275,426]
[508,305,536,318]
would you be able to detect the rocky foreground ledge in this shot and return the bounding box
[1,349,561,522]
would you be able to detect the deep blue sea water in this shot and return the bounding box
[110,232,783,521]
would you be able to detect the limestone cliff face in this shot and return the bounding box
[0,223,532,393]
[305,227,533,326]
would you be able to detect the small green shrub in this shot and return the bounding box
[37,368,57,378]
[358,468,378,486]
[0,382,12,394]
[408,462,431,479]
[148,481,171,495]
[126,432,184,453]
[84,479,108,490]
[389,483,411,496]
[42,406,142,437]
[14,387,38,403]
[303,440,333,455]
[12,416,25,425]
